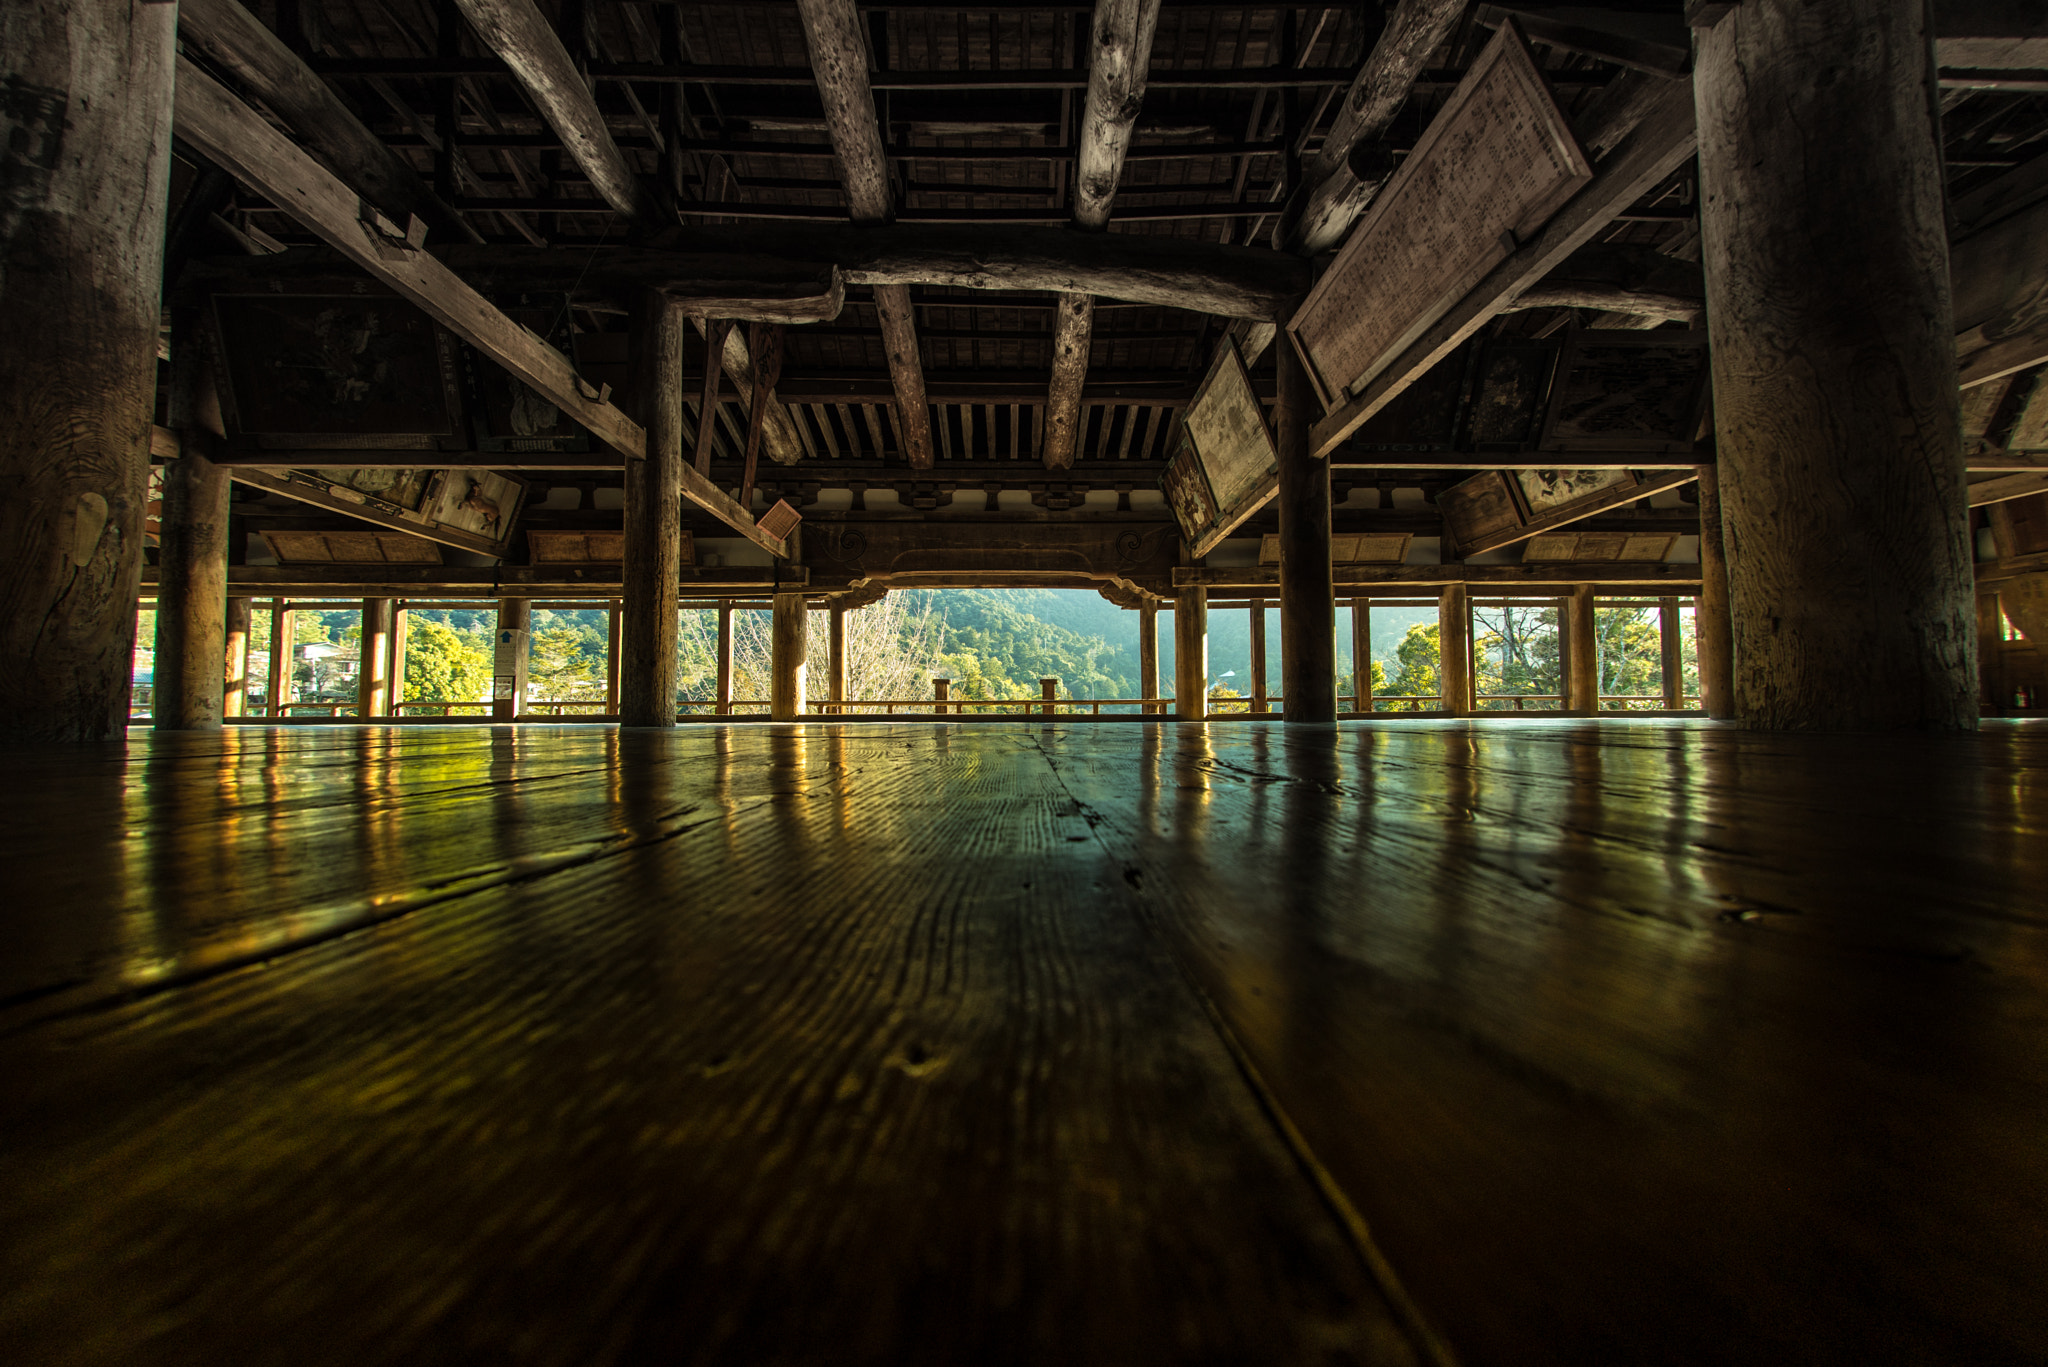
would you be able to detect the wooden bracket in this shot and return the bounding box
[1683,0,1738,28]
[739,321,786,508]
[358,200,427,260]
[695,318,734,476]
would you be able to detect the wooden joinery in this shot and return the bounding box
[1045,0,1162,470]
[621,293,686,727]
[0,0,175,741]
[177,0,474,243]
[1696,0,1975,729]
[1439,584,1472,715]
[156,310,233,732]
[795,0,935,470]
[1173,586,1209,721]
[1286,0,1469,255]
[1277,339,1336,724]
[694,319,734,477]
[741,322,787,507]
[771,593,809,721]
[449,0,663,225]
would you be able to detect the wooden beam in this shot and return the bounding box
[172,58,787,558]
[449,0,663,225]
[1457,471,1702,557]
[1277,337,1336,723]
[176,0,477,245]
[1046,1,1162,470]
[1311,76,1700,457]
[1178,565,1707,589]
[795,0,934,469]
[1287,0,1470,255]
[1968,471,2048,506]
[1952,194,2048,388]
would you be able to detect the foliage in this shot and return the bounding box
[402,616,493,704]
[1383,622,1443,710]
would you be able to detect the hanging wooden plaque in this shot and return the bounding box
[1285,21,1591,411]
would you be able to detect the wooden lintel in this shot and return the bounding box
[1175,564,1707,590]
[1333,451,1710,470]
[173,59,788,558]
[1968,471,2048,506]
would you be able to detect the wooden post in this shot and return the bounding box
[1439,585,1471,716]
[771,592,808,721]
[1277,329,1335,722]
[1977,591,2007,716]
[389,605,409,716]
[933,677,950,716]
[1139,600,1160,715]
[358,598,394,718]
[1174,586,1209,721]
[0,0,177,741]
[223,597,251,719]
[155,312,232,732]
[829,604,848,715]
[605,599,621,714]
[1694,464,1737,721]
[1350,598,1372,715]
[1659,597,1684,710]
[1249,598,1269,713]
[267,603,292,716]
[1695,0,1974,730]
[494,599,530,720]
[621,291,684,727]
[1567,584,1599,715]
[716,600,734,715]
[1040,678,1058,716]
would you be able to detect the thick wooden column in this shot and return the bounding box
[1439,585,1472,715]
[1173,586,1209,721]
[771,593,808,721]
[495,599,531,720]
[1277,336,1335,722]
[155,316,232,732]
[1694,465,1737,720]
[358,599,393,718]
[620,292,684,727]
[1350,599,1373,715]
[716,600,734,716]
[1695,0,1974,730]
[0,0,177,740]
[1249,598,1268,713]
[223,598,251,719]
[1659,597,1684,710]
[1977,590,2007,715]
[389,607,409,716]
[1139,600,1160,715]
[1566,584,1599,715]
[828,605,847,714]
[266,603,291,717]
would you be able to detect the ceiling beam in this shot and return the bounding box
[172,57,788,559]
[1048,0,1163,471]
[796,0,934,470]
[176,0,477,244]
[1284,0,1469,256]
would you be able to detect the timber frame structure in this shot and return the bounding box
[9,0,2048,735]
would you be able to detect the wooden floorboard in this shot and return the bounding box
[1,720,2044,1365]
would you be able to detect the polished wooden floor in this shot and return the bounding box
[1,720,2044,1366]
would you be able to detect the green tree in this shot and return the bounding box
[1383,622,1442,711]
[403,617,493,704]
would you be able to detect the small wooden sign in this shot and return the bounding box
[1438,470,1523,553]
[1162,340,1282,554]
[259,530,446,564]
[525,530,640,565]
[1539,330,1710,453]
[1522,531,1679,562]
[1160,445,1221,544]
[1286,21,1590,412]
[1260,533,1411,565]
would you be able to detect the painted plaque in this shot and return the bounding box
[1464,339,1560,448]
[1286,23,1592,410]
[212,295,463,437]
[231,467,530,557]
[1516,468,1635,515]
[1183,340,1279,516]
[467,306,592,453]
[1350,339,1473,451]
[1539,330,1710,452]
[1161,446,1220,543]
[1439,470,1524,552]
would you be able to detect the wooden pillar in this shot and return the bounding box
[223,597,251,719]
[1040,677,1058,716]
[1977,591,2007,716]
[1695,0,1974,730]
[0,0,177,741]
[154,313,232,732]
[1350,598,1372,715]
[715,600,734,716]
[1173,586,1208,720]
[1567,584,1599,714]
[771,591,807,721]
[605,599,621,713]
[1439,585,1471,716]
[829,604,847,714]
[1277,331,1335,722]
[1249,598,1269,713]
[1659,597,1684,710]
[494,599,530,720]
[267,602,291,717]
[1139,600,1160,715]
[620,291,684,726]
[358,599,393,717]
[389,606,409,717]
[1694,464,1737,721]
[933,677,950,716]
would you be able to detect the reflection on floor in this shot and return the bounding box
[1,720,2043,1366]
